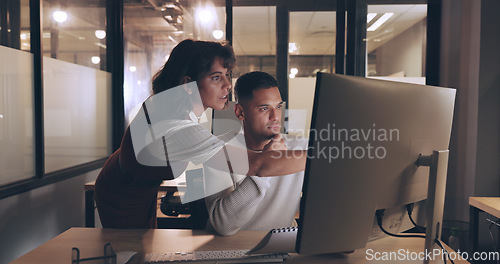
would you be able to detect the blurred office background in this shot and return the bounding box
[0,0,498,263]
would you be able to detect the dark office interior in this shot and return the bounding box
[0,0,499,263]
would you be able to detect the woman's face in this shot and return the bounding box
[197,57,232,111]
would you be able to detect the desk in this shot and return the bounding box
[84,180,186,228]
[12,228,469,264]
[469,197,500,253]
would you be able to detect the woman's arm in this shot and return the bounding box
[246,149,307,177]
[131,121,307,178]
[202,132,307,177]
[203,146,307,177]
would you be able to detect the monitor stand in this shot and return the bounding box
[417,150,449,264]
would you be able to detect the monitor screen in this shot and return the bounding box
[296,73,456,255]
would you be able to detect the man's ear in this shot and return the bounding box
[234,103,245,121]
[182,76,192,94]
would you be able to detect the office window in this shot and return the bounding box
[288,11,336,136]
[0,0,29,50]
[366,4,427,84]
[42,0,112,173]
[0,0,35,185]
[20,1,31,52]
[42,0,107,70]
[123,0,226,124]
[233,6,276,78]
[289,12,336,77]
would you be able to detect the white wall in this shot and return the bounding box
[439,0,499,253]
[374,19,426,77]
[476,0,500,251]
[0,170,99,263]
[288,77,316,136]
[477,0,500,202]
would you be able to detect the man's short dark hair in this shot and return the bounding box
[234,71,279,103]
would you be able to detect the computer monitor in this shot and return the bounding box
[296,73,456,255]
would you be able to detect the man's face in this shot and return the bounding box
[236,87,284,140]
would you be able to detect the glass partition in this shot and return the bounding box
[41,0,112,173]
[0,0,34,185]
[43,58,112,173]
[0,0,432,185]
[289,12,336,77]
[366,4,427,84]
[288,11,336,136]
[123,0,226,124]
[42,0,107,70]
[233,6,276,78]
[0,46,35,185]
[20,0,31,52]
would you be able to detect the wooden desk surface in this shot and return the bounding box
[469,197,500,218]
[84,180,186,192]
[12,228,469,264]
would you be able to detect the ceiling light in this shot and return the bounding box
[367,13,393,31]
[129,66,137,72]
[197,8,214,24]
[289,42,298,53]
[367,13,377,23]
[290,68,298,75]
[289,73,296,79]
[212,30,224,39]
[91,56,100,64]
[53,10,68,23]
[95,30,106,39]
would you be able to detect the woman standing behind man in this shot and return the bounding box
[95,39,307,229]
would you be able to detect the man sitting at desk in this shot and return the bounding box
[204,71,307,236]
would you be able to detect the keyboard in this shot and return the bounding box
[144,250,289,263]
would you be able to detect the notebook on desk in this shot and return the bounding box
[247,227,298,254]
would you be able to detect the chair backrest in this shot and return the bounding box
[185,168,208,229]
